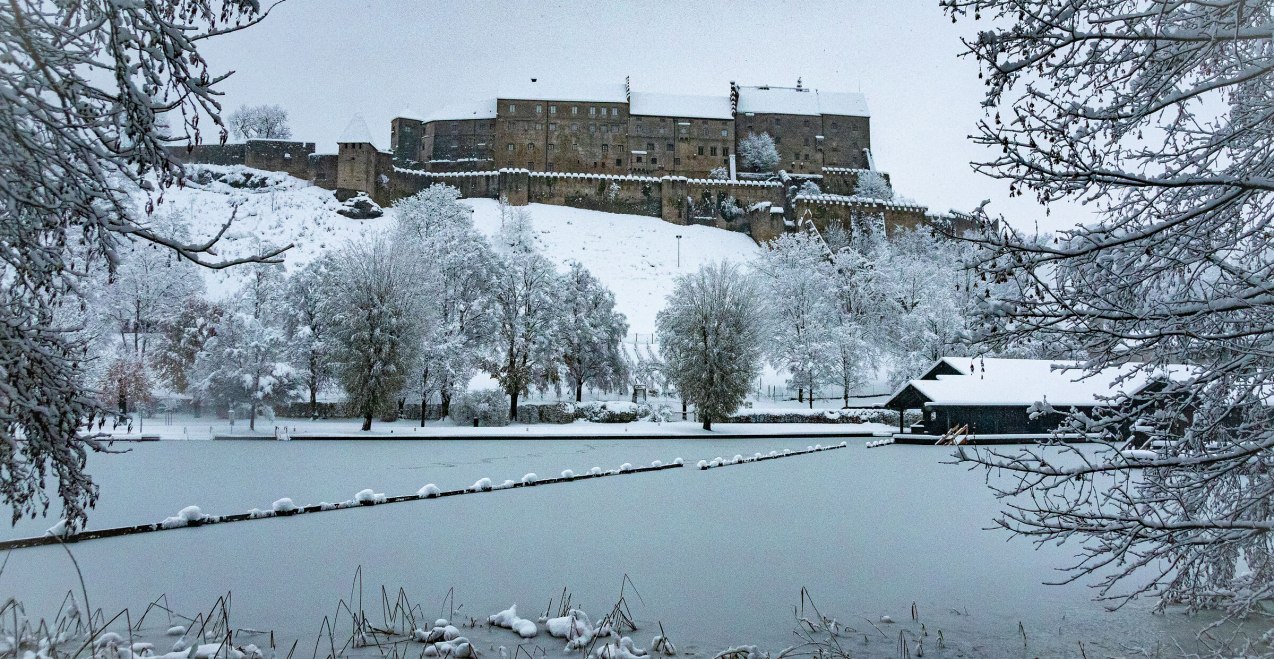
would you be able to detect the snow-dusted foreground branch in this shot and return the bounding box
[10,460,684,551]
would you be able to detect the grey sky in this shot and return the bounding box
[200,0,1081,230]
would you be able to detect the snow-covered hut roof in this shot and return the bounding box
[735,86,870,118]
[629,92,733,120]
[498,80,628,103]
[424,98,498,123]
[888,357,1191,408]
[338,114,376,146]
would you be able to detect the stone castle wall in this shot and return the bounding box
[168,140,951,245]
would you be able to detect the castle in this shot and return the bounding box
[168,79,974,243]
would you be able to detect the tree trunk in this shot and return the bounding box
[702,415,712,431]
[421,393,428,427]
[843,387,849,409]
[193,399,202,418]
[440,390,451,418]
[309,386,318,419]
[681,400,687,420]
[575,382,583,402]
[249,401,257,431]
[798,387,804,403]
[362,412,373,431]
[509,390,519,420]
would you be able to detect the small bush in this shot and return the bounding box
[449,390,510,427]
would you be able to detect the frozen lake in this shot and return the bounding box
[1,438,1214,657]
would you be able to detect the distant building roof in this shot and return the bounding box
[736,86,870,118]
[338,114,376,146]
[629,92,733,120]
[498,80,628,104]
[424,98,498,122]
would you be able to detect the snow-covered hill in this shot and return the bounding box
[160,166,759,335]
[465,200,759,335]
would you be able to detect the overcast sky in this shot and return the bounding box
[199,0,1083,231]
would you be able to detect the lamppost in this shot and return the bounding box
[675,234,682,268]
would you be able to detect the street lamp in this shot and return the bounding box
[675,234,682,268]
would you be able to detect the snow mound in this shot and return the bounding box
[355,489,385,504]
[488,605,538,638]
[272,498,297,513]
[418,484,442,498]
[468,478,493,492]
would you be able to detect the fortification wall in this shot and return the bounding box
[167,143,247,167]
[528,172,662,217]
[793,194,929,236]
[389,169,501,201]
[244,139,315,180]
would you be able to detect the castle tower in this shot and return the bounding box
[390,107,424,167]
[336,114,378,198]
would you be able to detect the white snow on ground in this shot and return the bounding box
[147,165,380,300]
[465,200,760,335]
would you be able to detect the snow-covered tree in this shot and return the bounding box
[330,238,421,431]
[718,195,744,222]
[226,104,293,140]
[945,0,1274,619]
[657,262,765,430]
[557,262,629,402]
[192,311,295,430]
[755,233,839,407]
[192,263,293,430]
[853,171,893,200]
[0,0,280,528]
[152,297,224,417]
[738,132,781,172]
[486,210,561,419]
[708,166,730,180]
[97,210,205,361]
[284,254,339,418]
[98,356,153,418]
[796,180,822,197]
[394,185,497,420]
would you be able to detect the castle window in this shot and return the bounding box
[549,123,557,131]
[506,143,514,152]
[571,106,579,115]
[527,143,535,150]
[615,158,622,166]
[572,123,579,132]
[646,142,654,151]
[635,156,643,163]
[651,157,657,165]
[536,105,542,114]
[723,147,729,157]
[611,108,618,117]
[508,104,516,113]
[697,146,704,155]
[589,107,596,117]
[804,137,810,146]
[601,144,609,153]
[666,143,673,152]
[710,146,717,156]
[721,129,728,137]
[674,157,681,165]
[550,105,557,114]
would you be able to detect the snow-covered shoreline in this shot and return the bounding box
[101,417,895,441]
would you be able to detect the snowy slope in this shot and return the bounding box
[152,167,760,336]
[465,200,760,335]
[143,166,381,300]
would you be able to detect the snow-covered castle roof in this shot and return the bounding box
[735,85,870,118]
[629,92,733,120]
[338,114,376,146]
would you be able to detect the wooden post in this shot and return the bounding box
[899,408,905,434]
